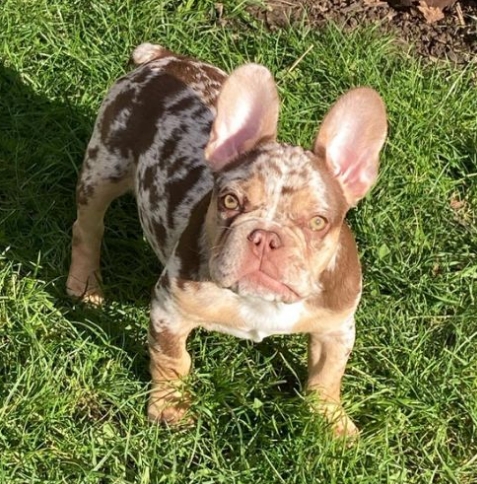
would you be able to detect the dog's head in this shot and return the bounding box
[203,64,387,304]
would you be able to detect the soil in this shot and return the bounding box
[247,0,477,64]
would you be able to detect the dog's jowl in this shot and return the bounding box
[67,42,387,437]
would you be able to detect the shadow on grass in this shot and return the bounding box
[0,62,158,377]
[246,337,307,396]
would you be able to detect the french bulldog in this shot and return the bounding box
[67,42,387,437]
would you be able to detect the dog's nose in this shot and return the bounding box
[247,229,282,255]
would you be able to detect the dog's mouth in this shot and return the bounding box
[233,270,302,303]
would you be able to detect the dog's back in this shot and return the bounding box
[81,45,227,263]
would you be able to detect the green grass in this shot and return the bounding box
[1,0,477,482]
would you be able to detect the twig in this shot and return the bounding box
[455,2,465,26]
[287,44,314,74]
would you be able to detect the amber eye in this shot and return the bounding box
[221,194,240,210]
[309,216,327,231]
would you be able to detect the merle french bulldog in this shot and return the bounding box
[67,43,387,436]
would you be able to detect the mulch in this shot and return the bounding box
[247,0,477,64]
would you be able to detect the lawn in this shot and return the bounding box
[1,0,476,482]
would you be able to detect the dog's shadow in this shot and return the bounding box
[0,62,159,380]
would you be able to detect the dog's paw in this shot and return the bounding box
[148,401,193,427]
[80,291,105,306]
[66,273,104,306]
[311,400,360,439]
[148,388,193,427]
[66,284,105,306]
[327,407,359,439]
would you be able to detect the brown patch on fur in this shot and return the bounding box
[315,224,362,312]
[237,174,266,210]
[216,142,276,175]
[281,185,298,196]
[176,192,212,280]
[87,146,99,160]
[200,64,226,85]
[159,58,225,106]
[149,324,183,359]
[128,66,155,84]
[166,165,204,228]
[100,73,188,159]
[141,165,161,208]
[151,219,168,249]
[310,152,349,216]
[312,143,326,162]
[167,60,225,102]
[141,165,157,192]
[100,87,135,152]
[126,74,183,156]
[157,272,171,292]
[76,180,94,206]
[167,95,198,113]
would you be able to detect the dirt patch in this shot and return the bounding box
[247,0,477,64]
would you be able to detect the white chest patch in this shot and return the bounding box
[207,297,305,343]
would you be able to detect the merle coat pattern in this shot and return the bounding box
[67,43,387,437]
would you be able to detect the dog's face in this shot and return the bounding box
[206,145,348,303]
[202,65,387,304]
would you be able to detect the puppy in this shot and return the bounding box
[67,42,387,437]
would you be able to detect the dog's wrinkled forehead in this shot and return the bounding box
[215,143,347,220]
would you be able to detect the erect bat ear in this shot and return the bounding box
[314,87,387,207]
[205,64,279,171]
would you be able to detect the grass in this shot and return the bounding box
[1,0,476,482]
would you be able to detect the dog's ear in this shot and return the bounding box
[205,64,279,171]
[314,87,387,207]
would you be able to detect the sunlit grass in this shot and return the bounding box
[1,1,476,482]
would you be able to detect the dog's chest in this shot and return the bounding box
[205,298,306,342]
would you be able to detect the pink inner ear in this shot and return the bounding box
[314,87,387,206]
[204,64,279,171]
[206,122,260,171]
[328,144,379,203]
[329,145,377,198]
[344,160,379,201]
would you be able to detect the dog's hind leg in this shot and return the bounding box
[67,143,134,304]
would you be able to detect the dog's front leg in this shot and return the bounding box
[307,318,358,437]
[147,278,195,425]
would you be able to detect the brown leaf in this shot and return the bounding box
[450,197,465,211]
[417,1,445,23]
[450,193,473,227]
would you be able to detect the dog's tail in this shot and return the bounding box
[131,42,171,65]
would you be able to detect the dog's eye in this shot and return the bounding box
[221,194,240,210]
[309,216,327,231]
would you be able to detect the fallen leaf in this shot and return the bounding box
[450,194,466,211]
[449,193,473,227]
[432,263,441,277]
[417,1,445,23]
